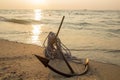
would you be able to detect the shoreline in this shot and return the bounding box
[0,39,120,80]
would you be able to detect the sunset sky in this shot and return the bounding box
[0,0,120,10]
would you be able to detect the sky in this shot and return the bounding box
[0,0,120,10]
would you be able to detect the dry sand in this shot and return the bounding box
[0,39,120,80]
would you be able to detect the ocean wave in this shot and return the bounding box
[101,20,120,26]
[64,22,92,27]
[69,48,120,53]
[0,16,41,25]
[79,22,92,26]
[107,29,120,34]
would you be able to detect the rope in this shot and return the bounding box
[42,31,82,64]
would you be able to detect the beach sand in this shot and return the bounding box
[0,39,120,80]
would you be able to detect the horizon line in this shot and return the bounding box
[0,8,120,11]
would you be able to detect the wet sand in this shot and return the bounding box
[0,39,120,80]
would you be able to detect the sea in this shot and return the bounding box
[0,9,120,65]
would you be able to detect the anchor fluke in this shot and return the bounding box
[34,54,49,67]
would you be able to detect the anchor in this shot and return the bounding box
[34,16,89,77]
